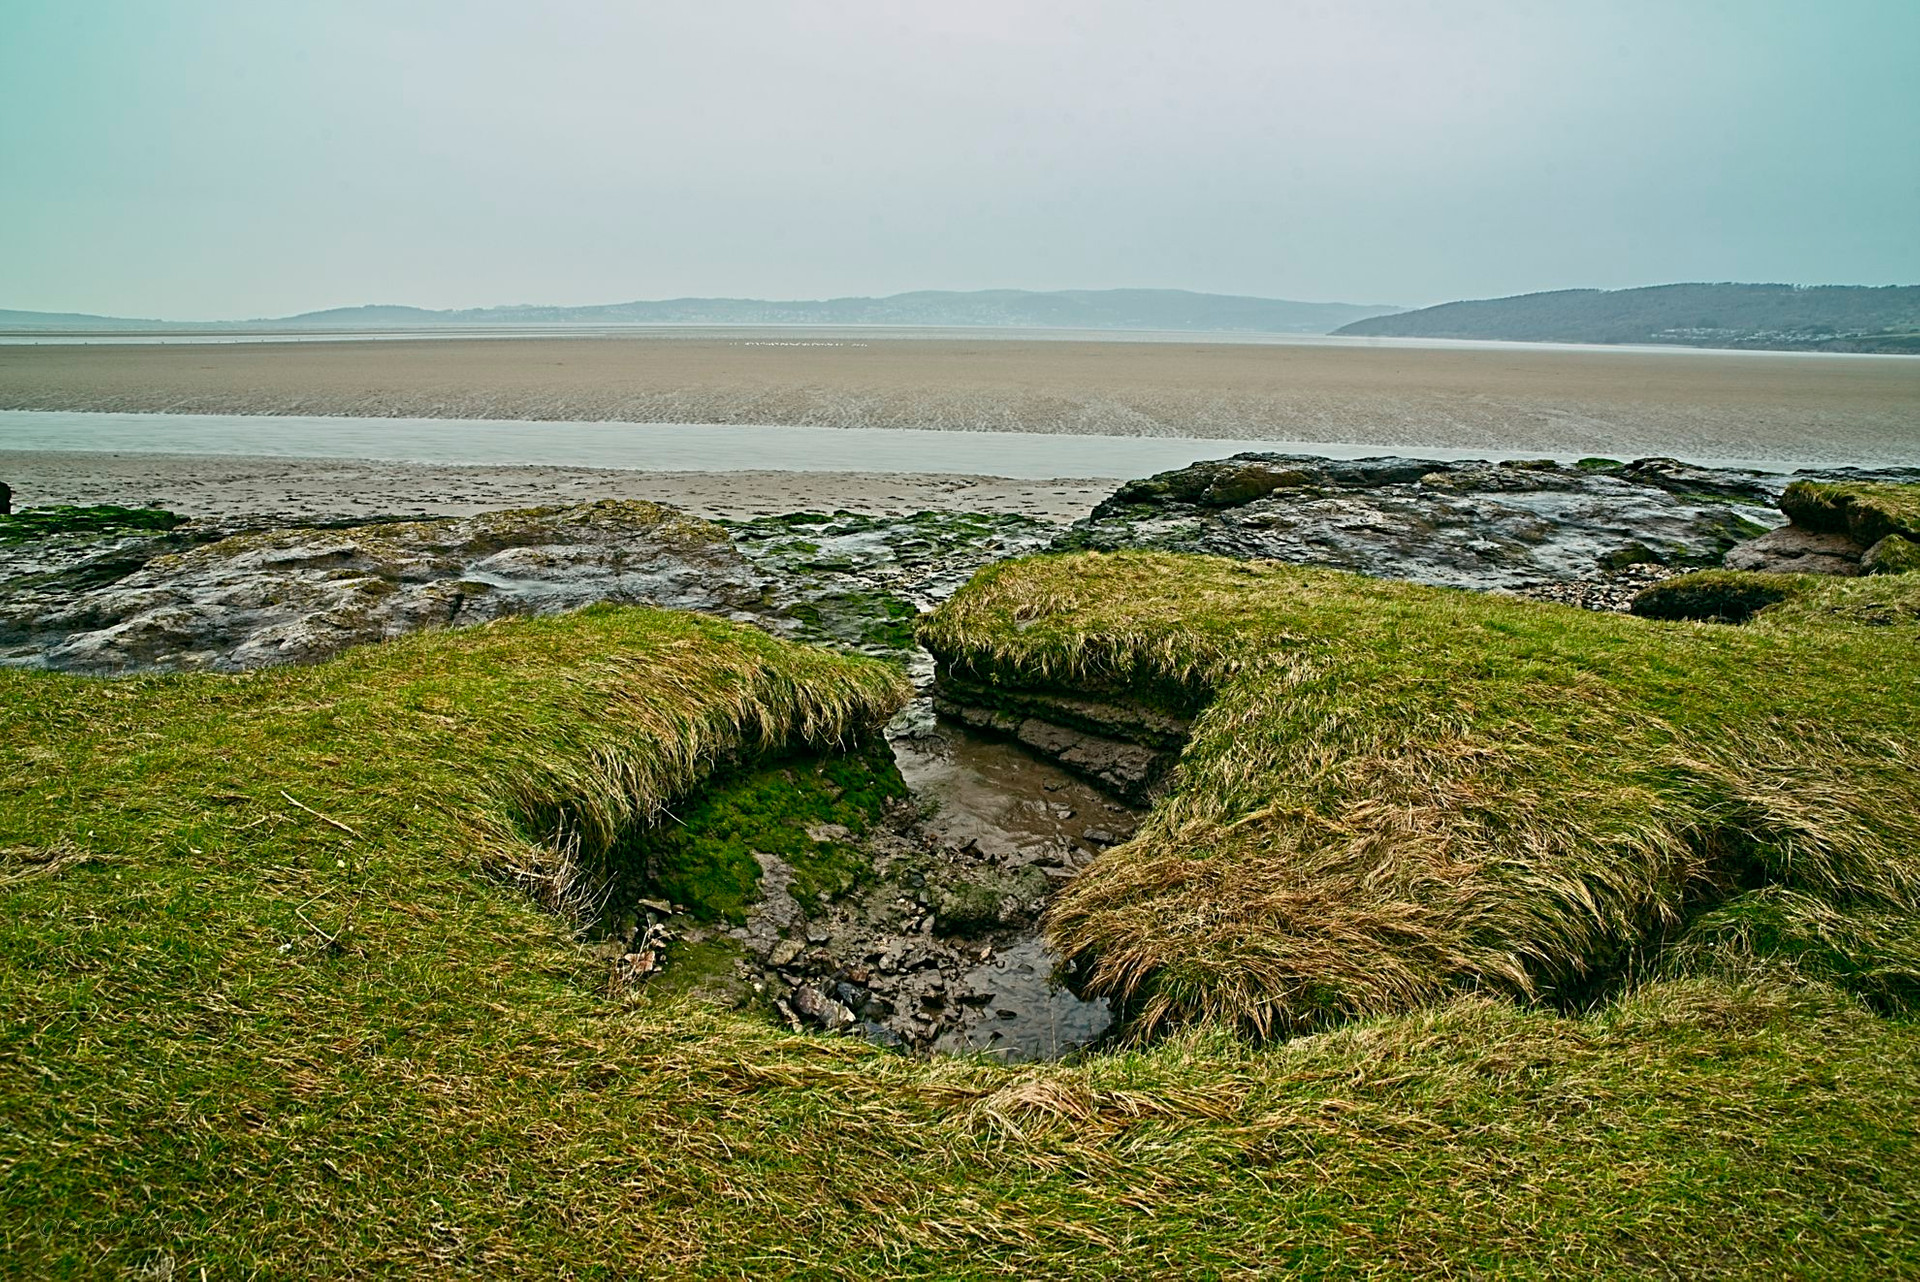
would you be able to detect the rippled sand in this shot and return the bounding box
[3,334,1916,465]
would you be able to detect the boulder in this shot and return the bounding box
[1723,525,1865,576]
[1064,453,1785,592]
[1863,534,1920,577]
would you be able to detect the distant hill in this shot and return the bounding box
[0,289,1400,336]
[1334,283,1920,353]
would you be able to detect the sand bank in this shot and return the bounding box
[2,334,1916,466]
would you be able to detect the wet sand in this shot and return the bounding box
[0,450,1112,523]
[2,334,1917,465]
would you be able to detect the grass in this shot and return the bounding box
[1636,568,1920,627]
[1780,479,1920,547]
[5,596,1920,1274]
[920,552,1920,1038]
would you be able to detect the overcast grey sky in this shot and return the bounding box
[2,0,1915,319]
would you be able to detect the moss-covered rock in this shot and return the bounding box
[1862,533,1920,576]
[930,867,1053,933]
[2,500,768,673]
[0,504,185,544]
[606,736,908,925]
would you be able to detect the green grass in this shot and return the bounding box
[1781,479,1920,547]
[921,553,1920,1037]
[5,597,1920,1274]
[1637,568,1920,627]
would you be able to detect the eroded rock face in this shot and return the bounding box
[931,679,1191,804]
[1724,525,1867,576]
[1058,454,1787,592]
[0,500,770,673]
[1700,476,1920,578]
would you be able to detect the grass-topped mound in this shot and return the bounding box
[1634,567,1920,627]
[921,552,1920,1037]
[1780,478,1920,548]
[6,600,1920,1271]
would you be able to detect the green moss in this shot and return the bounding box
[609,735,908,923]
[787,590,923,654]
[0,504,186,544]
[1575,457,1625,471]
[641,936,754,1006]
[931,868,1052,933]
[1863,533,1920,576]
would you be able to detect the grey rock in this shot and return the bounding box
[1724,525,1865,576]
[1063,453,1791,592]
[788,984,856,1029]
[1,500,769,673]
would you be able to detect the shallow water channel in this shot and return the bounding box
[890,720,1136,1061]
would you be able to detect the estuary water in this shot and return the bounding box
[0,410,1845,478]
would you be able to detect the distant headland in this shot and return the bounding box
[1335,282,1920,353]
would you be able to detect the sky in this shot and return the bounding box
[2,0,1916,319]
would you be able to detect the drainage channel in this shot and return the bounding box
[601,700,1142,1063]
[890,718,1135,1061]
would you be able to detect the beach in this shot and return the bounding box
[3,333,1917,465]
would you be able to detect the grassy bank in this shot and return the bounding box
[923,553,1920,1036]
[5,599,1919,1274]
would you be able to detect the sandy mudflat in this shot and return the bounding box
[2,334,1917,465]
[0,451,1112,523]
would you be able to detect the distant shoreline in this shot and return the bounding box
[3,324,1917,359]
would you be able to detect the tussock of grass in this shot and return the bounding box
[1637,567,1920,627]
[1781,478,1920,546]
[921,552,1920,1037]
[1630,568,1802,622]
[7,600,1920,1273]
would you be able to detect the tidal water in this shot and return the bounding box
[0,410,1827,478]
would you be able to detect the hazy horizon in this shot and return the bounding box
[4,0,1917,320]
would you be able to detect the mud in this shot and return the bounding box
[599,711,1137,1061]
